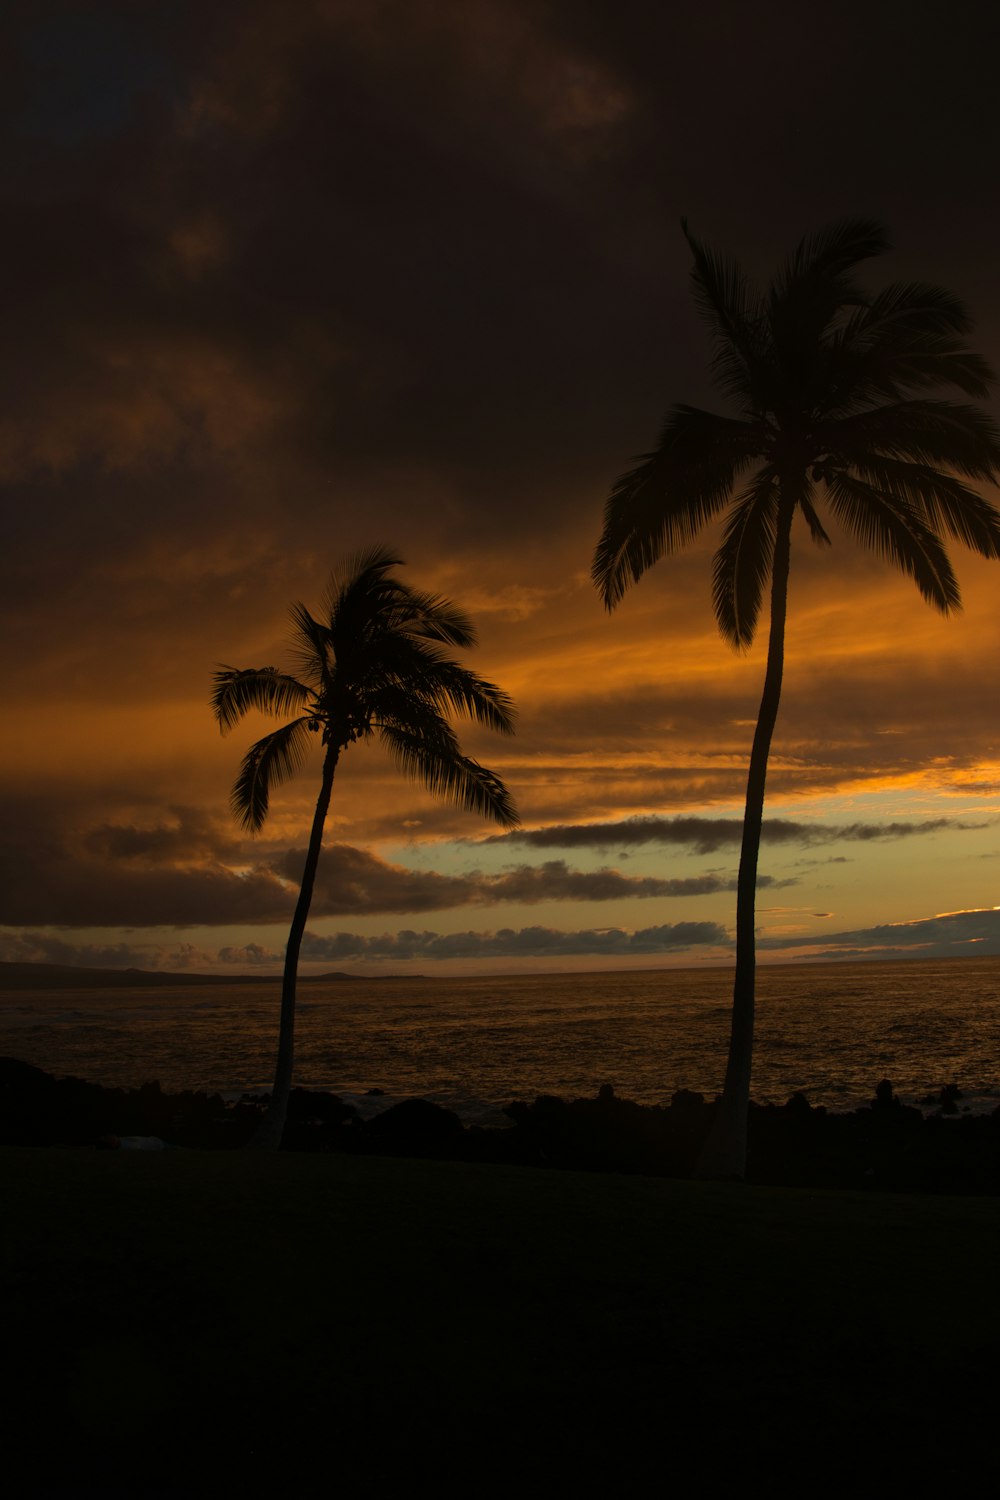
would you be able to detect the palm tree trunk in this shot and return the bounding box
[248,744,339,1150]
[694,497,795,1180]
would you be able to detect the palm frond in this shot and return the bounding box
[833,285,995,404]
[380,724,518,829]
[825,474,961,613]
[324,546,407,650]
[848,281,974,341]
[798,492,832,547]
[787,219,889,282]
[593,406,762,608]
[765,224,886,402]
[681,220,768,406]
[769,220,887,356]
[399,588,478,648]
[819,346,996,413]
[894,348,995,400]
[376,699,461,754]
[212,667,311,732]
[852,459,1000,558]
[367,640,517,733]
[231,718,314,832]
[822,400,1000,480]
[287,603,333,686]
[711,471,781,649]
[327,545,405,605]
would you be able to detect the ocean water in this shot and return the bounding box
[2,957,999,1123]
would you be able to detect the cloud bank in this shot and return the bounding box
[759,907,1000,960]
[487,815,986,854]
[296,921,728,962]
[9,905,1000,973]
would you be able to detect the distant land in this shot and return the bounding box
[0,962,419,991]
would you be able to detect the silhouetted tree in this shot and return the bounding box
[593,220,1000,1179]
[212,546,518,1148]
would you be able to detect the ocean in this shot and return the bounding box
[2,956,999,1123]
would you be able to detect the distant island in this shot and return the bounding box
[0,961,420,990]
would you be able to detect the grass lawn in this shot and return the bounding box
[3,1146,998,1494]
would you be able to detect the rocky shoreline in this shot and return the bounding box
[3,1055,998,1194]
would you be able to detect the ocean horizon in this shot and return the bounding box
[3,953,998,1123]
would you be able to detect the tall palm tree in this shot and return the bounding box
[593,220,1000,1179]
[212,546,518,1149]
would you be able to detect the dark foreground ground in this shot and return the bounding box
[4,1138,1000,1493]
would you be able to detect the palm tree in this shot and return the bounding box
[593,219,1000,1179]
[212,546,518,1149]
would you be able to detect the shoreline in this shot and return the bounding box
[4,1055,997,1196]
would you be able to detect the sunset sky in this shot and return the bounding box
[4,0,1000,977]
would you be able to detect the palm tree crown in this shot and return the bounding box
[212,545,518,1148]
[593,219,1000,1179]
[213,545,518,834]
[595,218,1000,631]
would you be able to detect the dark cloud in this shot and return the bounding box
[83,808,245,863]
[217,941,279,966]
[471,861,794,902]
[0,799,291,926]
[0,854,293,929]
[759,908,1000,960]
[488,815,987,855]
[3,798,779,925]
[0,931,217,971]
[5,0,999,561]
[298,920,728,963]
[10,903,1000,972]
[277,844,472,916]
[293,846,739,912]
[0,0,649,546]
[1,913,728,968]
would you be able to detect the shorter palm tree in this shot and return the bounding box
[212,546,518,1148]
